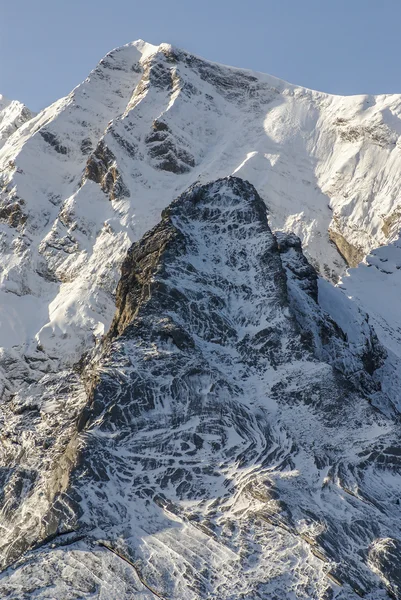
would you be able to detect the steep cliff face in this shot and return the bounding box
[276,231,401,415]
[0,179,400,599]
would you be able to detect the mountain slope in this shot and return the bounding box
[0,178,400,599]
[1,39,401,396]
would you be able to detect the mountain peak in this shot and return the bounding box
[0,96,33,149]
[0,176,399,598]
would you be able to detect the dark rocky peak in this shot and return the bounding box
[108,176,289,346]
[41,177,399,599]
[1,178,401,599]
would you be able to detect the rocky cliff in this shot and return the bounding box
[0,179,399,599]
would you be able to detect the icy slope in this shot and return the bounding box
[1,179,400,599]
[1,39,401,396]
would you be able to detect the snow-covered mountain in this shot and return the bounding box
[1,40,401,598]
[2,40,401,382]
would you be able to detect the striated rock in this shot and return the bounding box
[145,119,195,174]
[40,130,68,155]
[0,178,398,598]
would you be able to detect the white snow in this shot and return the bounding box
[0,38,400,426]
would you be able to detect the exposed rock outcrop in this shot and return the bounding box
[85,140,130,200]
[329,228,365,268]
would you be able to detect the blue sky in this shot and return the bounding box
[1,0,400,111]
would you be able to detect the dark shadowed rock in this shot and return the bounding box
[85,140,130,200]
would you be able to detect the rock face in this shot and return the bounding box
[0,178,400,599]
[277,231,394,414]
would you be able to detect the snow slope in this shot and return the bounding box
[339,237,401,358]
[0,95,33,150]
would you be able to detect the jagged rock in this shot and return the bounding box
[40,130,68,155]
[0,198,27,228]
[277,230,390,412]
[85,140,130,200]
[369,538,401,598]
[145,119,195,173]
[277,231,318,301]
[80,137,93,155]
[0,97,33,149]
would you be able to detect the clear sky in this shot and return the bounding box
[1,0,400,111]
